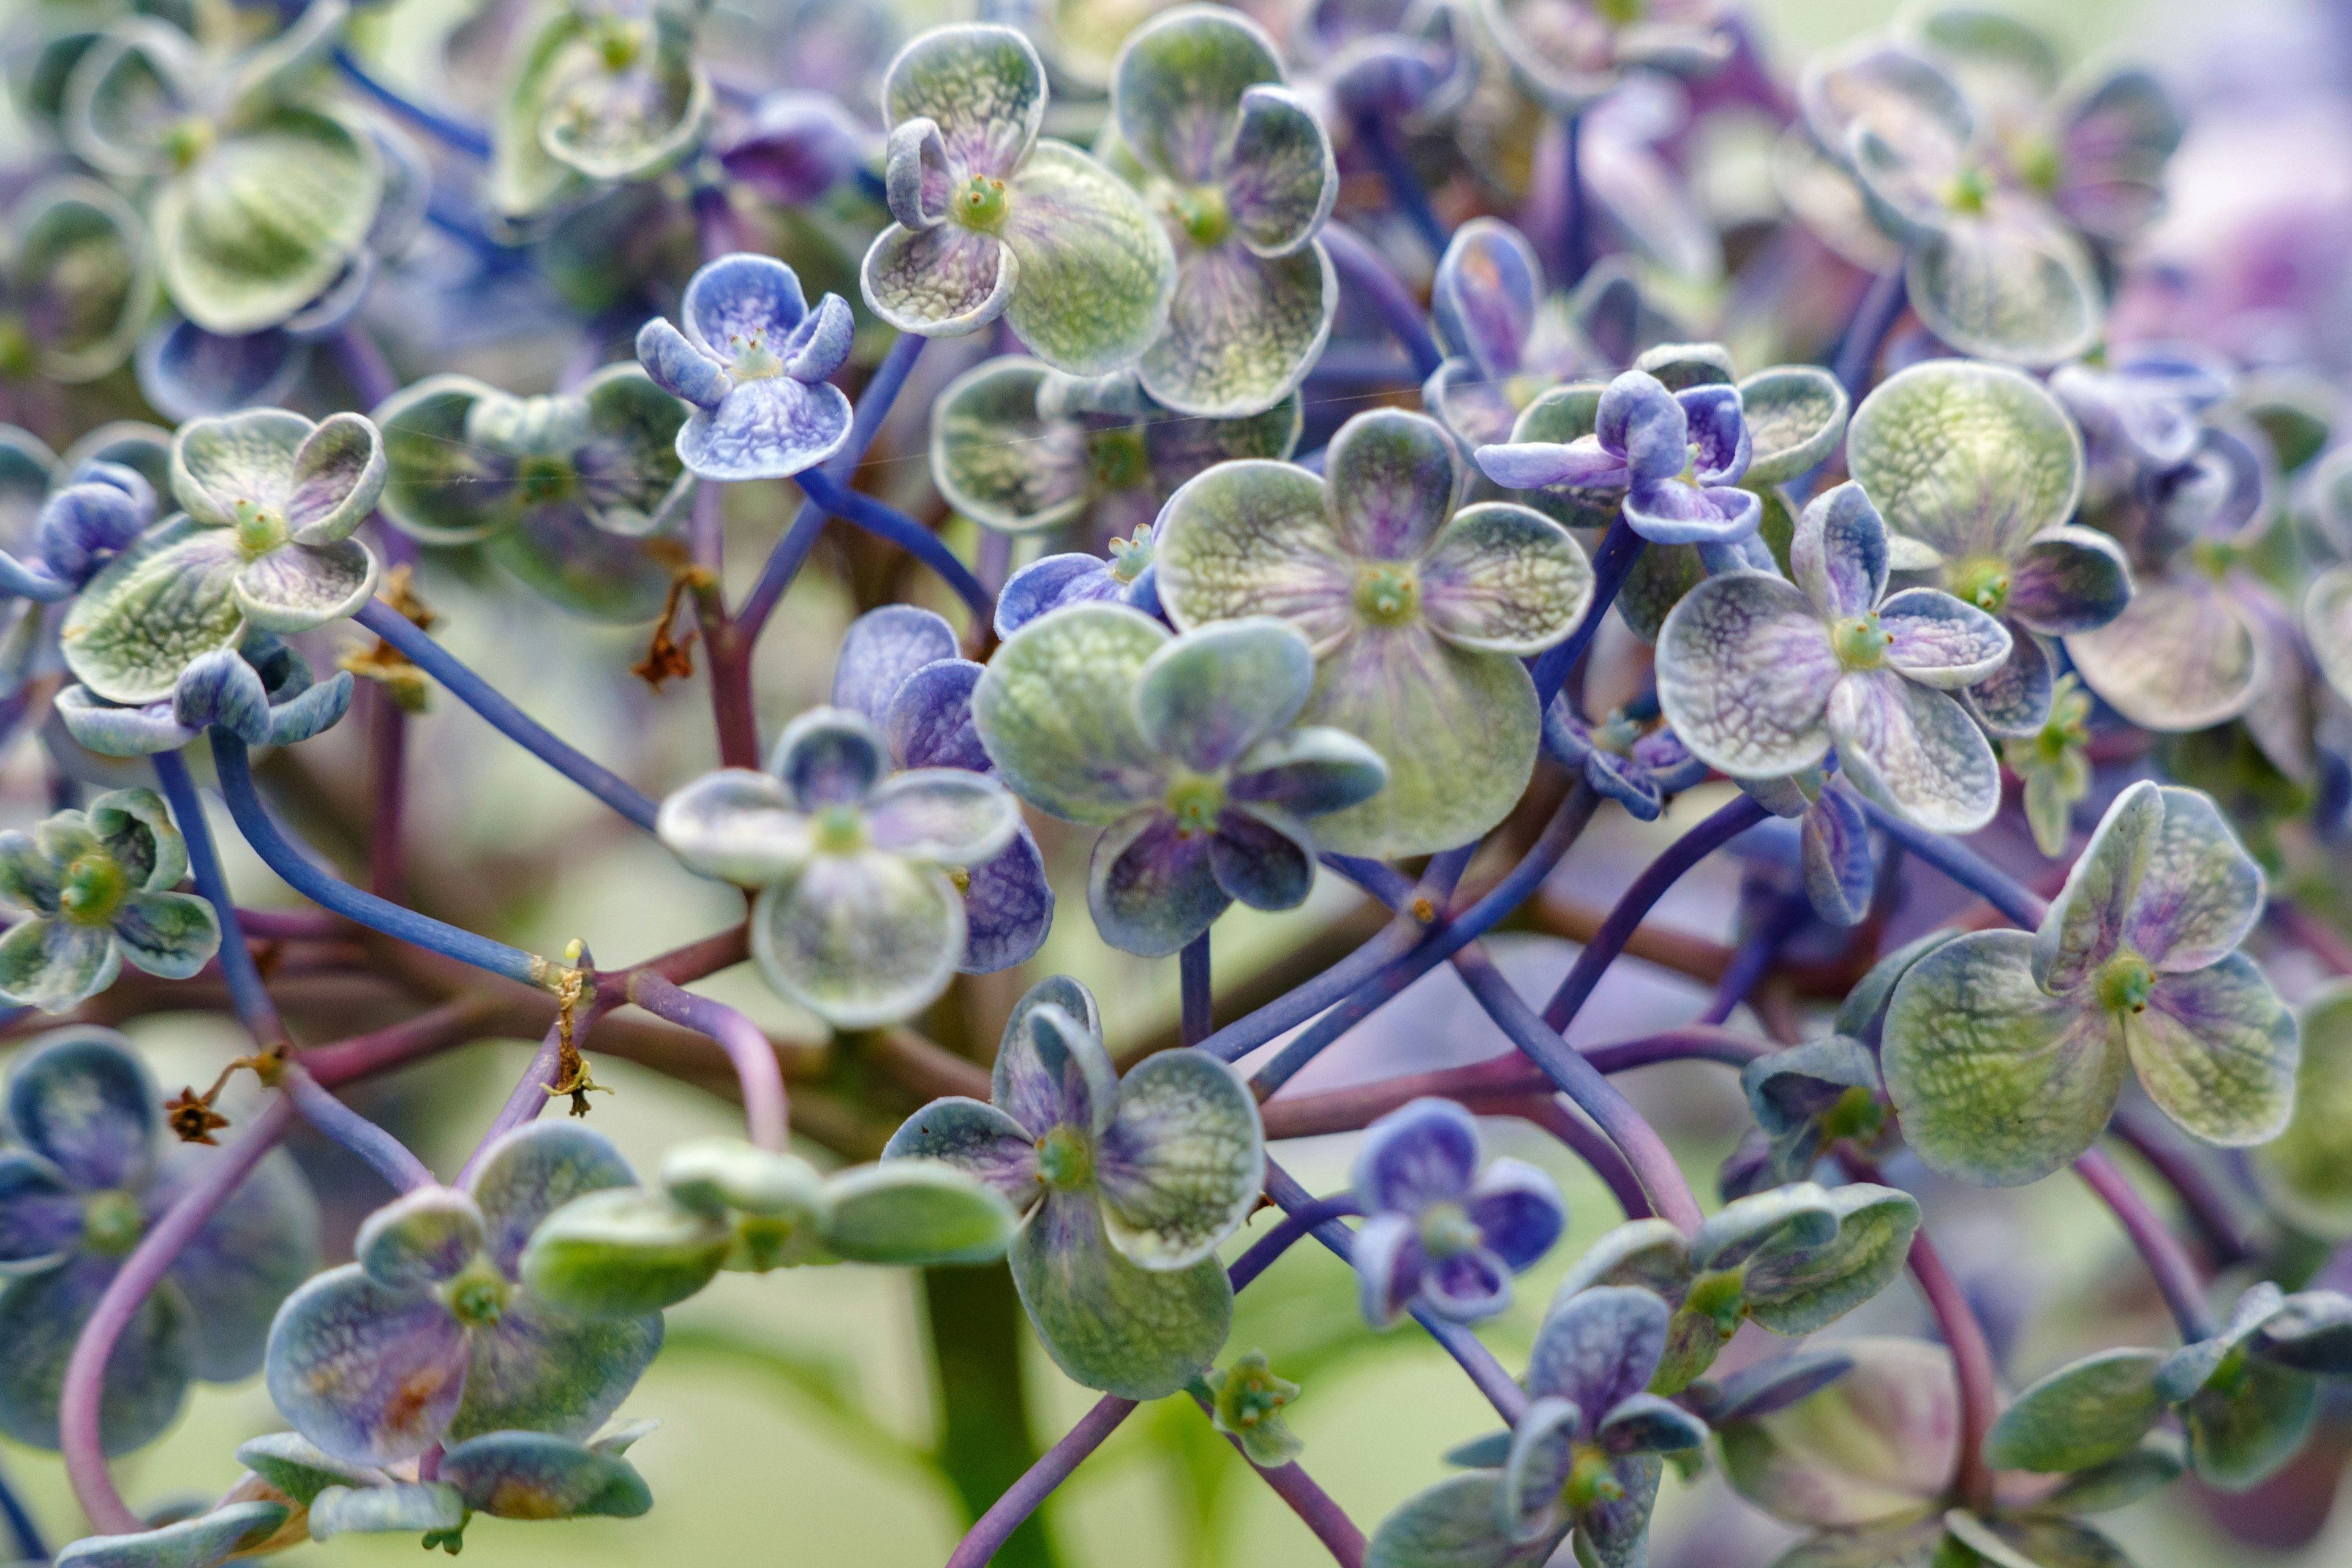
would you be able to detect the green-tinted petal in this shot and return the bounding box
[2181,1359,2318,1491]
[859,222,1017,339]
[1109,6,1280,186]
[1880,929,2125,1186]
[518,1187,732,1318]
[51,1502,288,1568]
[930,357,1091,533]
[0,916,123,1012]
[1225,85,1338,256]
[448,1292,661,1446]
[1947,1512,2133,1568]
[1419,503,1593,655]
[1327,408,1461,562]
[2123,785,2264,973]
[483,502,681,622]
[1740,366,1850,486]
[1826,669,2002,835]
[574,366,693,537]
[1300,625,1539,858]
[2255,986,2352,1237]
[2037,1436,2185,1513]
[439,1429,652,1519]
[2124,954,2297,1148]
[467,1120,638,1276]
[153,107,382,336]
[1365,1470,1558,1568]
[821,1159,1020,1264]
[234,1431,387,1507]
[1139,242,1333,418]
[538,13,710,183]
[1550,1219,1691,1304]
[88,786,183,891]
[750,853,966,1027]
[354,1188,486,1290]
[1716,1337,1955,1528]
[973,602,1170,823]
[1741,1184,1920,1335]
[233,539,378,634]
[1983,1348,2168,1472]
[1095,1050,1263,1269]
[110,891,219,979]
[1001,140,1178,377]
[1612,543,1703,644]
[1904,213,2102,368]
[61,519,246,704]
[373,375,522,544]
[13,178,156,383]
[309,1481,464,1541]
[1845,360,2085,562]
[1012,1188,1232,1399]
[883,23,1046,178]
[1656,571,1840,778]
[1693,1184,1840,1272]
[1153,460,1355,652]
[2035,780,2159,994]
[2066,575,2262,733]
[656,769,809,887]
[1834,930,1964,1037]
[1134,616,1314,772]
[491,12,593,215]
[878,1098,1040,1210]
[2305,564,2352,705]
[171,409,307,525]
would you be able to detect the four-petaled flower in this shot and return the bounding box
[1657,481,2014,834]
[994,523,1168,638]
[0,788,221,1011]
[1476,0,1733,115]
[58,636,354,758]
[1199,1349,1305,1468]
[974,606,1387,956]
[2002,672,2095,856]
[0,455,155,604]
[0,1030,318,1455]
[636,253,855,483]
[62,407,385,704]
[1425,218,1602,449]
[1542,694,1708,823]
[657,706,1021,1025]
[265,1121,662,1466]
[862,24,1176,375]
[1883,780,2297,1186]
[885,976,1265,1399]
[1156,407,1593,856]
[1351,1097,1566,1327]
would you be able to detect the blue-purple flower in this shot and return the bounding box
[994,524,1167,637]
[57,637,354,758]
[1351,1098,1566,1327]
[1542,695,1708,822]
[635,252,854,483]
[1424,218,1600,450]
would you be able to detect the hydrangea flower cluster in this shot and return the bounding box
[4,1,2352,1566]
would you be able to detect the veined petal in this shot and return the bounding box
[1208,804,1316,910]
[2007,527,2133,635]
[355,1187,487,1290]
[1597,370,1691,491]
[282,413,385,545]
[889,660,991,773]
[1877,588,2012,688]
[2065,575,2262,733]
[635,317,729,410]
[929,357,1090,533]
[1433,219,1540,379]
[1327,408,1463,562]
[448,1291,661,1446]
[0,918,124,1014]
[973,603,1172,824]
[1354,1097,1480,1214]
[681,253,809,359]
[1656,571,1840,780]
[994,986,1118,1139]
[1474,435,1630,494]
[1827,671,2001,835]
[679,376,853,482]
[831,603,960,728]
[1229,726,1389,814]
[2122,786,2264,973]
[859,222,1017,339]
[1526,1285,1668,1414]
[439,1430,652,1520]
[1740,366,1849,486]
[1139,242,1333,419]
[2127,955,2297,1148]
[1801,785,1875,927]
[1001,141,1177,377]
[772,706,891,809]
[1153,461,1355,651]
[1419,502,1593,654]
[1790,482,1888,624]
[516,1187,729,1318]
[1905,212,2102,368]
[1623,477,1763,545]
[467,1120,638,1279]
[752,854,967,1027]
[1224,85,1338,257]
[4,1030,158,1189]
[882,23,1044,179]
[61,519,247,705]
[1964,628,2054,737]
[1134,616,1315,771]
[264,1265,468,1464]
[1011,1189,1233,1400]
[655,769,811,886]
[881,1096,1041,1210]
[1087,808,1228,957]
[1881,929,2125,1185]
[960,827,1055,973]
[864,770,1020,865]
[110,891,219,980]
[1845,359,2085,560]
[1110,7,1281,186]
[232,538,378,635]
[2035,780,2160,995]
[1095,1050,1263,1269]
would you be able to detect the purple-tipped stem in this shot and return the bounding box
[628,972,790,1150]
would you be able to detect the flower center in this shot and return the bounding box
[1107,526,1155,583]
[1684,1267,1747,1336]
[1035,1125,1095,1191]
[1088,427,1150,493]
[956,176,1010,233]
[1417,1200,1483,1259]
[1165,774,1226,837]
[592,17,646,70]
[59,853,126,927]
[1592,711,1643,755]
[1943,165,1992,215]
[1169,186,1230,248]
[812,804,866,854]
[82,1189,145,1256]
[232,497,287,557]
[514,453,579,507]
[2190,538,2239,581]
[1564,1444,1624,1510]
[727,331,783,382]
[1354,562,1421,627]
[2095,950,2156,1014]
[1831,613,1892,671]
[162,116,214,170]
[443,1261,513,1329]
[1947,555,2011,614]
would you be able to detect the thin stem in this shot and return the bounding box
[63,1096,299,1534]
[456,1015,579,1185]
[1189,1400,1365,1568]
[1229,1195,1362,1292]
[153,749,285,1046]
[1358,115,1449,256]
[944,1395,1138,1568]
[736,500,829,643]
[1561,113,1588,286]
[1321,223,1444,379]
[211,731,554,989]
[1699,896,1800,1026]
[627,973,789,1150]
[1529,516,1643,708]
[1180,935,1213,1047]
[693,185,743,262]
[2107,1109,2250,1267]
[0,1451,45,1564]
[1906,1223,1999,1512]
[331,46,491,160]
[1510,1095,1652,1219]
[795,469,993,620]
[1831,266,1909,404]
[1542,794,1770,1030]
[2075,1147,2219,1341]
[1191,918,1422,1065]
[1855,797,2049,929]
[368,687,409,900]
[282,1065,436,1193]
[356,600,661,832]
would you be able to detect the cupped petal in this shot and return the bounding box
[1362,1471,1559,1568]
[1906,212,2103,368]
[1845,359,2086,562]
[264,1265,469,1464]
[1741,1184,1920,1335]
[1597,1391,1708,1457]
[309,1480,466,1540]
[1655,571,1840,780]
[1224,84,1339,256]
[1694,1184,1840,1272]
[752,854,965,1027]
[0,834,61,914]
[864,770,1020,865]
[51,1502,288,1568]
[888,660,991,772]
[1790,481,1888,624]
[2005,527,2133,635]
[1134,616,1314,771]
[1740,366,1849,486]
[884,116,951,228]
[655,769,810,886]
[1001,141,1178,377]
[1801,785,1875,927]
[516,1186,731,1317]
[1463,1158,1567,1270]
[1496,1393,1580,1540]
[681,253,809,360]
[679,375,853,482]
[2065,574,2262,733]
[883,23,1045,179]
[1473,435,1630,495]
[2179,1360,2317,1493]
[832,604,960,728]
[1095,1049,1263,1270]
[1876,588,2012,688]
[282,413,385,545]
[1354,1098,1481,1215]
[1623,477,1763,546]
[1111,6,1281,186]
[439,1429,653,1519]
[859,222,1017,339]
[1985,1348,2168,1474]
[1433,219,1540,380]
[881,1096,1041,1210]
[929,357,1090,533]
[993,987,1118,1139]
[1525,1284,1669,1414]
[1418,502,1593,654]
[1208,804,1316,911]
[448,1291,662,1446]
[1352,1212,1427,1329]
[467,1120,638,1280]
[62,519,247,705]
[1011,1188,1232,1400]
[2056,66,2183,243]
[1881,929,2125,1185]
[1087,808,1229,957]
[2125,785,2264,973]
[1964,627,2054,738]
[973,602,1172,823]
[771,707,890,810]
[960,827,1055,973]
[1597,369,1691,490]
[634,318,729,411]
[1675,383,1751,485]
[1229,726,1389,814]
[4,1027,158,1190]
[1139,243,1333,419]
[354,1187,487,1290]
[1152,461,1355,650]
[1327,408,1463,562]
[1827,671,2001,835]
[2036,780,2160,994]
[233,538,378,635]
[2126,954,2297,1148]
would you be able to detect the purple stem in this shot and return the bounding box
[282,1065,436,1192]
[1192,1396,1368,1567]
[2075,1146,2220,1341]
[1698,897,1801,1026]
[453,1011,594,1186]
[1561,113,1588,286]
[1831,266,1909,404]
[2107,1109,2251,1267]
[1180,935,1213,1047]
[1541,793,1770,1030]
[62,1096,298,1533]
[1358,113,1449,257]
[943,1395,1138,1568]
[153,749,285,1046]
[1529,516,1642,708]
[1855,797,2049,928]
[627,972,790,1150]
[1905,1219,1999,1513]
[368,687,409,900]
[1228,1195,1362,1292]
[1321,222,1443,378]
[330,322,401,410]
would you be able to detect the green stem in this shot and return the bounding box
[923,1265,1062,1568]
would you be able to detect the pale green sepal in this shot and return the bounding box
[308,1481,464,1540]
[748,854,967,1029]
[1834,930,1963,1036]
[518,1187,733,1319]
[999,140,1178,377]
[1012,1189,1232,1400]
[233,1431,387,1506]
[1363,1471,1561,1568]
[821,1159,1020,1264]
[1983,1348,2168,1472]
[1741,1185,1920,1335]
[61,518,246,705]
[1845,360,2084,562]
[973,603,1171,824]
[1740,366,1849,486]
[1093,1050,1264,1270]
[52,1502,290,1568]
[2255,985,2352,1238]
[1904,219,2102,369]
[2123,954,2297,1149]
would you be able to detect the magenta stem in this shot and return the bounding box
[2106,1109,2250,1267]
[453,1012,582,1186]
[1904,1221,1999,1512]
[1193,1396,1367,1567]
[2075,1146,2220,1341]
[282,1066,435,1192]
[62,1096,299,1532]
[627,973,790,1150]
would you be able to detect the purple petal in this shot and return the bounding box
[832,605,961,727]
[1475,435,1630,492]
[154,1144,318,1382]
[1525,1284,1670,1413]
[1792,483,1888,622]
[1828,669,2002,835]
[1208,804,1316,911]
[1327,409,1461,560]
[0,1150,81,1272]
[1501,1396,1581,1537]
[1463,1158,1567,1270]
[996,992,1119,1138]
[881,1096,1041,1208]
[887,658,990,771]
[718,90,864,205]
[450,1294,662,1446]
[1354,1097,1480,1215]
[1428,361,1525,450]
[1878,588,2013,688]
[680,376,854,482]
[134,317,303,423]
[1801,785,1874,927]
[778,293,856,383]
[1351,1211,1427,1328]
[1432,219,1540,380]
[1624,478,1762,545]
[265,1267,470,1465]
[4,1031,158,1193]
[681,254,809,360]
[466,1122,636,1280]
[1597,371,1689,489]
[993,554,1121,639]
[1133,616,1314,771]
[771,706,891,808]
[2007,527,2133,635]
[1964,629,2054,738]
[1676,383,1751,484]
[1425,1246,1513,1317]
[634,318,728,410]
[960,827,1055,973]
[1086,809,1229,958]
[35,482,149,587]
